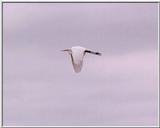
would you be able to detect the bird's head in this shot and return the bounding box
[61,49,72,55]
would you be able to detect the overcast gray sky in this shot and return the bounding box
[3,3,158,126]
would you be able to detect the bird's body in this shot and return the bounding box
[70,46,86,73]
[62,46,101,73]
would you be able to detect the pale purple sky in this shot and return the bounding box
[3,3,158,126]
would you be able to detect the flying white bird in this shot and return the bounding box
[62,46,101,73]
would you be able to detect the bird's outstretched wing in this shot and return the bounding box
[70,54,83,73]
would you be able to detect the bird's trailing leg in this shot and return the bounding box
[85,50,102,56]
